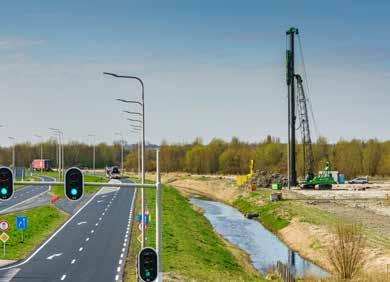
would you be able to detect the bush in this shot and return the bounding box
[327,222,366,279]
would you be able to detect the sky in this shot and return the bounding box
[0,0,389,146]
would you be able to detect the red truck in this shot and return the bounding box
[32,159,52,171]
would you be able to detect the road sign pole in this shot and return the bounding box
[3,242,5,257]
[22,230,24,242]
[156,149,162,281]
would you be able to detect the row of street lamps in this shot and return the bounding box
[103,72,148,249]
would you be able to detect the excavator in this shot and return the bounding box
[295,74,335,189]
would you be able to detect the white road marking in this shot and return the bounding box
[97,200,103,203]
[71,259,76,264]
[120,253,124,258]
[61,274,66,280]
[91,230,94,233]
[119,259,122,264]
[117,267,120,272]
[77,221,87,225]
[115,274,119,281]
[99,217,102,221]
[86,237,90,242]
[95,223,99,226]
[46,253,62,260]
[0,183,104,271]
[79,247,83,252]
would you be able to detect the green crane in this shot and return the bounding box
[295,74,335,189]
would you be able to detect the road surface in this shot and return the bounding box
[0,176,53,214]
[0,178,136,282]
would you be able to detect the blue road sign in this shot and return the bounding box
[145,214,149,226]
[16,216,28,230]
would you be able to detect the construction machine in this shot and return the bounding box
[295,75,335,189]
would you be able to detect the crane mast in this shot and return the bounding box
[295,74,315,181]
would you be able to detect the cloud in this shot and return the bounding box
[0,37,46,49]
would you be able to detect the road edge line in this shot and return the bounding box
[0,180,108,270]
[0,176,54,214]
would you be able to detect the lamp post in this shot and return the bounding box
[115,132,124,174]
[88,134,96,175]
[49,128,63,180]
[130,129,141,179]
[123,111,142,179]
[103,72,146,249]
[34,134,43,174]
[8,137,15,168]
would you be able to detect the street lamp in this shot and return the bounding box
[34,134,44,174]
[103,71,146,249]
[49,128,63,180]
[88,134,96,175]
[129,130,141,179]
[127,118,142,124]
[8,137,15,168]
[115,132,124,174]
[122,110,142,117]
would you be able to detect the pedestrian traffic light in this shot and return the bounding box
[64,167,83,200]
[138,247,158,282]
[0,167,13,200]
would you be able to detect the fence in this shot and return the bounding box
[276,261,295,282]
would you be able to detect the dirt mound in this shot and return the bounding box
[249,170,287,188]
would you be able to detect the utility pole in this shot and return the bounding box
[286,27,298,188]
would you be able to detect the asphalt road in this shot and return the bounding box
[0,175,53,214]
[0,178,136,282]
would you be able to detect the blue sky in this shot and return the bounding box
[0,0,389,146]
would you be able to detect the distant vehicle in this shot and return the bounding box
[105,166,121,179]
[32,159,52,171]
[348,177,369,184]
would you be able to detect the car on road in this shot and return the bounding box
[348,177,369,184]
[105,166,121,179]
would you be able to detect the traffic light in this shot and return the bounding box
[138,247,158,282]
[0,167,13,200]
[64,167,83,200]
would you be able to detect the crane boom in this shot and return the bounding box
[295,74,315,181]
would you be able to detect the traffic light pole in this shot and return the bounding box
[156,149,162,281]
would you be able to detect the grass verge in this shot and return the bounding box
[124,183,265,282]
[0,205,68,260]
[48,175,107,199]
[15,176,42,191]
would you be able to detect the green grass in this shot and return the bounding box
[50,175,107,198]
[0,206,68,260]
[15,176,41,191]
[232,191,290,232]
[124,182,264,282]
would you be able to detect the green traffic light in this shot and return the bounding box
[0,188,7,195]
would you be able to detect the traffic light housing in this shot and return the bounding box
[138,247,158,282]
[0,167,13,200]
[64,167,84,200]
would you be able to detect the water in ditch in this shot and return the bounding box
[190,198,328,278]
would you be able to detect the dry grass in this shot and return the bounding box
[327,222,366,280]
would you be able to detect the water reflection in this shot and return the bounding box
[190,198,328,278]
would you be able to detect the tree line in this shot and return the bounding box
[0,136,389,178]
[152,136,390,178]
